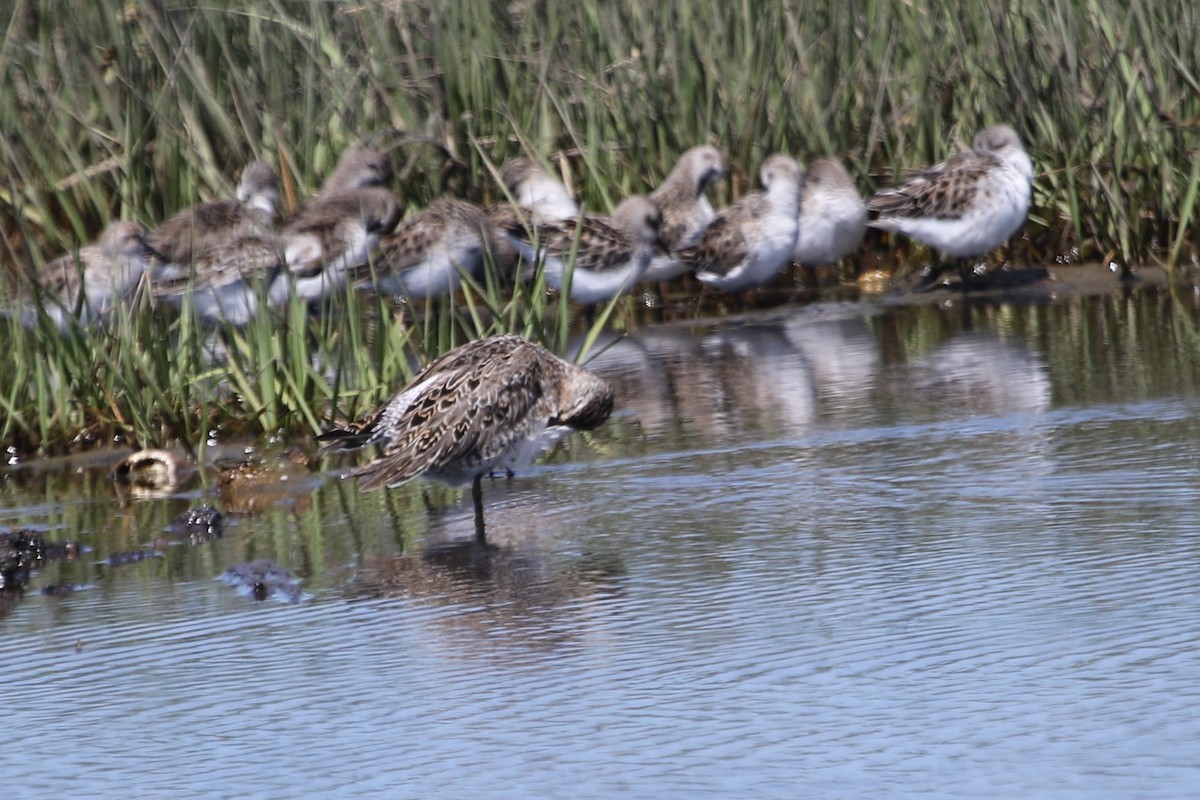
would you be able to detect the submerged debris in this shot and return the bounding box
[216,449,319,516]
[41,583,88,597]
[101,549,163,567]
[1,529,85,591]
[166,504,225,543]
[221,559,305,604]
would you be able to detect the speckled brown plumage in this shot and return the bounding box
[11,220,155,329]
[149,160,280,266]
[281,188,402,276]
[868,152,1001,221]
[867,124,1033,262]
[274,187,402,304]
[151,228,285,324]
[369,198,494,299]
[499,195,664,304]
[317,147,394,196]
[675,154,804,292]
[319,334,613,541]
[650,144,726,251]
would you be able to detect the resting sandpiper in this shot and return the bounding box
[792,158,867,268]
[149,160,279,268]
[152,229,285,325]
[12,220,156,330]
[318,333,614,543]
[316,147,394,197]
[366,198,493,301]
[498,157,579,222]
[501,195,665,305]
[643,144,727,284]
[868,124,1033,287]
[277,187,403,305]
[677,153,804,292]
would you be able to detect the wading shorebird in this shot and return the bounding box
[792,158,867,269]
[149,160,280,268]
[643,143,727,284]
[676,153,805,293]
[276,187,403,305]
[318,334,615,543]
[315,147,394,197]
[9,220,157,331]
[500,195,665,306]
[364,198,494,301]
[868,124,1033,289]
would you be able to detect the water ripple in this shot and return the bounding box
[7,308,1200,797]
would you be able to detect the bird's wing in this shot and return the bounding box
[868,150,1000,221]
[319,337,547,491]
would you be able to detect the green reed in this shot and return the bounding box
[3,0,1200,455]
[6,0,1199,263]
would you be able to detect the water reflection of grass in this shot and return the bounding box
[3,0,1199,454]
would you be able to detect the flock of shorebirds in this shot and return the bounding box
[8,123,1033,329]
[10,123,1035,541]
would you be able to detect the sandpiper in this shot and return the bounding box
[235,160,282,221]
[792,158,867,268]
[676,153,805,292]
[318,333,614,543]
[276,187,403,305]
[11,220,156,330]
[151,230,286,325]
[316,147,394,196]
[643,144,726,284]
[500,195,664,305]
[868,124,1033,287]
[149,160,280,268]
[365,198,493,301]
[485,157,581,278]
[498,157,579,222]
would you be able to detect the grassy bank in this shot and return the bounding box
[2,0,1199,455]
[0,256,616,456]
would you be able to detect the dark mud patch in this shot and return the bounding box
[641,261,1177,323]
[875,262,1174,307]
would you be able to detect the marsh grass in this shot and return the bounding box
[3,0,1200,455]
[0,248,619,456]
[6,0,1199,264]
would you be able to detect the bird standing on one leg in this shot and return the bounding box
[318,334,615,544]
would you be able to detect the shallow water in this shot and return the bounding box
[5,287,1200,798]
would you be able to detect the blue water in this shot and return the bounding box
[4,292,1200,798]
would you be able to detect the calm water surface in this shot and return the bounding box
[4,288,1200,798]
